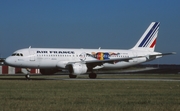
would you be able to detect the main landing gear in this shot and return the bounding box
[69,74,77,78]
[89,73,97,79]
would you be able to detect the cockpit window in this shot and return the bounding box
[12,53,16,56]
[11,53,23,56]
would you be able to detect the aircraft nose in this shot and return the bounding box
[5,57,15,66]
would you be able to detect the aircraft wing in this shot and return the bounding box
[84,52,176,64]
[66,52,176,68]
[67,56,144,66]
[85,56,140,64]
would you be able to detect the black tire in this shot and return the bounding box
[69,74,77,78]
[89,73,97,79]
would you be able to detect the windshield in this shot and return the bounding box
[11,53,23,56]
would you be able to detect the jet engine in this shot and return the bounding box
[69,63,88,75]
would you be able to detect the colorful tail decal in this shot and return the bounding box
[132,22,160,51]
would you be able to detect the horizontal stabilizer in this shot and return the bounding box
[151,52,176,56]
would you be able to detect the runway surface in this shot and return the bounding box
[62,78,180,81]
[0,74,180,81]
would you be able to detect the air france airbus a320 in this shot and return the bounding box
[5,22,175,79]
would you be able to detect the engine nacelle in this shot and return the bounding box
[70,63,88,75]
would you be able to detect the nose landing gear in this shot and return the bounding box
[25,74,30,80]
[24,68,31,80]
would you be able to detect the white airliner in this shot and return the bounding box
[5,22,175,79]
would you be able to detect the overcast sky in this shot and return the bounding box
[0,0,179,64]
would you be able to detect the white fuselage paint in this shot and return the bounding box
[5,48,161,69]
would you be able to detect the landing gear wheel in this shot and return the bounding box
[89,73,97,79]
[69,74,77,78]
[25,74,30,80]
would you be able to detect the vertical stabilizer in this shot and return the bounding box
[132,22,160,52]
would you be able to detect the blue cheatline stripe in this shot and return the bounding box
[143,24,159,47]
[138,22,159,47]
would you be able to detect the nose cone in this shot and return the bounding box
[5,57,16,66]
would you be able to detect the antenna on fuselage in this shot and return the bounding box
[98,47,101,50]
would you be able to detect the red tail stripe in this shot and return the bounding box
[150,39,156,48]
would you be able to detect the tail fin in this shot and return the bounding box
[132,22,160,52]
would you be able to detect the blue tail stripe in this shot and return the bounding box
[139,22,158,47]
[143,24,159,47]
[138,22,159,47]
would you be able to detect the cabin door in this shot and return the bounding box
[29,50,35,61]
